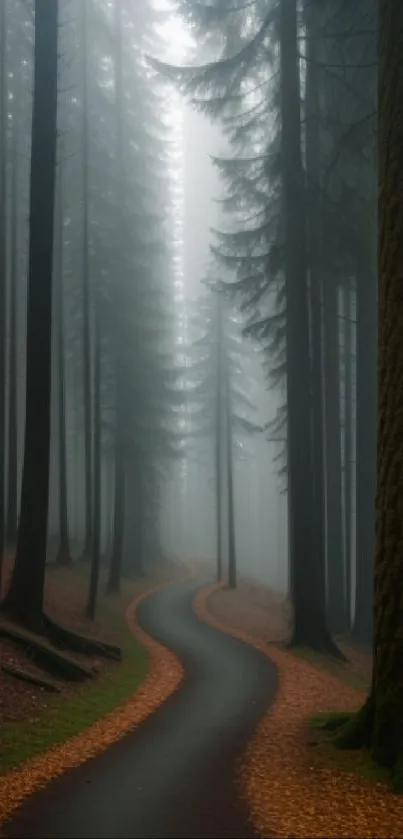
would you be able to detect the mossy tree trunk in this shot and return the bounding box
[335,0,403,784]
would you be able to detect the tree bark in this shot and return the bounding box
[323,275,347,632]
[80,0,93,562]
[6,79,19,547]
[55,155,71,566]
[342,279,353,628]
[305,10,327,626]
[2,0,59,630]
[280,0,335,653]
[0,0,7,590]
[108,0,127,589]
[352,245,377,644]
[86,295,101,619]
[335,0,403,785]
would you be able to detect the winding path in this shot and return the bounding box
[3,576,277,838]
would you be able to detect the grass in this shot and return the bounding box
[307,711,390,786]
[290,644,370,692]
[0,591,148,775]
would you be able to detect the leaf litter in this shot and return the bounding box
[0,573,190,828]
[195,581,403,839]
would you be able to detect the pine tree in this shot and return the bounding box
[2,0,59,630]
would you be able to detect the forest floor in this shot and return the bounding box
[206,577,403,838]
[207,577,372,689]
[0,555,183,775]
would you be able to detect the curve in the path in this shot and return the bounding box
[2,576,277,839]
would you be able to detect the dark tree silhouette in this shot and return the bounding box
[2,0,59,630]
[333,0,403,787]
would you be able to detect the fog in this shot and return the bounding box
[161,103,288,591]
[1,1,398,837]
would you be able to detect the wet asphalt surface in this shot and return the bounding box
[2,575,277,838]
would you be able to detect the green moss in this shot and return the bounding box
[0,594,148,774]
[391,755,403,793]
[308,712,390,786]
[309,711,353,732]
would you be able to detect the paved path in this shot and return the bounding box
[3,576,277,838]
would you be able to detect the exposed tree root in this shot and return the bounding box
[42,614,122,660]
[1,662,60,692]
[0,622,95,681]
[333,695,374,749]
[317,711,354,732]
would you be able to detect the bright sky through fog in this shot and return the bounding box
[156,5,195,343]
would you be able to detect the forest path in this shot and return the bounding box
[3,575,277,838]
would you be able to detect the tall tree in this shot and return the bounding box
[2,0,59,629]
[342,279,354,627]
[6,59,20,546]
[225,347,237,589]
[55,151,71,566]
[280,0,332,651]
[0,0,7,588]
[333,0,403,787]
[86,268,102,619]
[80,0,93,562]
[214,291,223,581]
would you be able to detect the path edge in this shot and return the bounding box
[192,580,278,835]
[0,568,193,827]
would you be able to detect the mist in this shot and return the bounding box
[0,2,402,838]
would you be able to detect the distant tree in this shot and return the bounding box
[186,287,261,586]
[2,0,59,629]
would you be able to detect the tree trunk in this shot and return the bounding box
[305,11,327,626]
[323,275,347,632]
[107,445,126,593]
[80,0,93,562]
[55,156,71,566]
[225,356,237,589]
[0,0,7,591]
[335,0,403,784]
[123,459,144,579]
[2,0,59,630]
[108,0,127,589]
[6,86,19,547]
[86,299,101,619]
[352,242,377,644]
[342,279,353,628]
[215,293,223,581]
[280,0,335,653]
